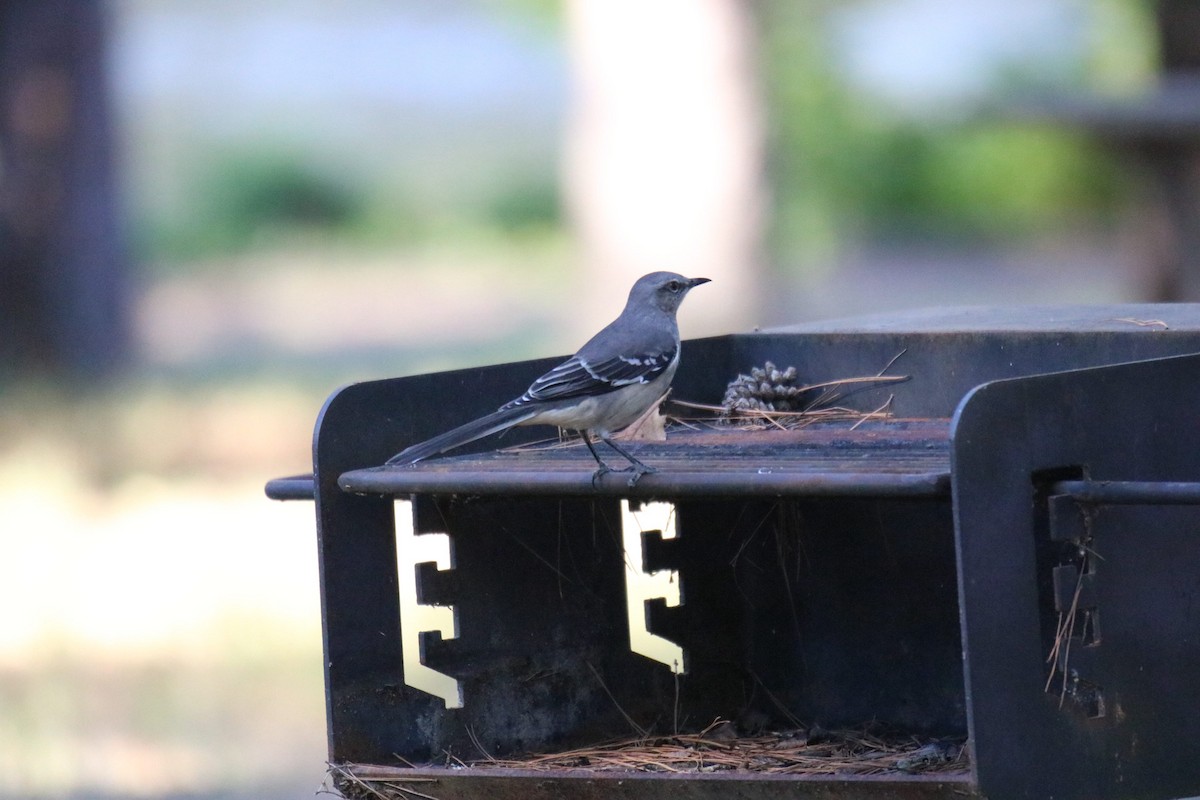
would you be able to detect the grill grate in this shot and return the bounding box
[339,418,951,498]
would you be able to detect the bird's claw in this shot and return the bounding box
[590,464,613,489]
[590,462,656,488]
[625,463,655,487]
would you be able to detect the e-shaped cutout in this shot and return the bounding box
[621,499,687,674]
[394,499,463,708]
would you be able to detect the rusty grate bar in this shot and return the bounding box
[334,764,977,800]
[1052,479,1200,505]
[339,419,951,498]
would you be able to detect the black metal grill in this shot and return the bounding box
[338,419,952,498]
[269,304,1200,800]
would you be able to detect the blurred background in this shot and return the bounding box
[1,0,1196,797]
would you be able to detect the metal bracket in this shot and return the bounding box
[1046,493,1089,543]
[394,498,463,709]
[621,499,687,674]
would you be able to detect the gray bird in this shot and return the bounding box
[386,271,710,484]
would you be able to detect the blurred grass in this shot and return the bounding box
[0,375,326,798]
[0,636,324,799]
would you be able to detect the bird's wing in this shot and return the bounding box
[506,346,678,407]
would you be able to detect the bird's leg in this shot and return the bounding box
[582,433,615,488]
[600,435,656,487]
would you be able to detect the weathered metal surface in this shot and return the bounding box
[340,420,952,499]
[339,764,976,800]
[952,351,1200,800]
[778,304,1200,334]
[314,491,965,764]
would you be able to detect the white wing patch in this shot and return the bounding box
[507,345,678,407]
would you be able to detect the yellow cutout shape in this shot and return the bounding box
[621,499,687,674]
[394,499,463,708]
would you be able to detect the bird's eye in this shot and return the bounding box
[666,280,682,292]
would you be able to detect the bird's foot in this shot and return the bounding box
[590,462,656,488]
[590,464,613,489]
[624,462,656,487]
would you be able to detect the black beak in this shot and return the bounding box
[688,277,712,288]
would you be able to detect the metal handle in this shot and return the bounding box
[265,474,316,501]
[1052,480,1200,506]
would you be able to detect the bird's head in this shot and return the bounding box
[631,271,711,315]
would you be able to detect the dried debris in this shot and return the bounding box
[471,723,966,776]
[1044,529,1105,717]
[692,354,911,430]
[329,724,969,799]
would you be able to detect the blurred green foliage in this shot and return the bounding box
[760,0,1151,262]
[137,145,563,270]
[133,0,1155,272]
[484,173,562,236]
[138,149,364,263]
[844,123,1124,239]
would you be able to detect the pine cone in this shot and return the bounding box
[721,361,808,416]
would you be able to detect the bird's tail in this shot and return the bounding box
[386,405,537,466]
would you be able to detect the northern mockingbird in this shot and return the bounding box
[386,271,709,484]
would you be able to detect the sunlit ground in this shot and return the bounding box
[0,383,325,799]
[0,234,1133,799]
[0,246,573,800]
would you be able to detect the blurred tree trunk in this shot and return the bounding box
[1145,0,1200,301]
[1157,0,1200,73]
[0,0,129,379]
[564,0,766,337]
